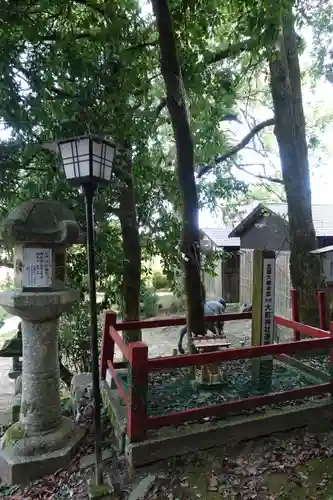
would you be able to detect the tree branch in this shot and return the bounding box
[233,162,284,184]
[154,98,167,118]
[124,40,158,52]
[207,38,260,64]
[197,117,275,178]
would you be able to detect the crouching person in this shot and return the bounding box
[178,298,227,354]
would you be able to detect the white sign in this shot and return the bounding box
[22,248,52,288]
[261,258,276,345]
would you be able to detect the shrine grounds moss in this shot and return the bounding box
[147,359,329,418]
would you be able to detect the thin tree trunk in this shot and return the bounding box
[151,0,206,349]
[269,5,320,325]
[118,142,142,343]
[59,358,73,387]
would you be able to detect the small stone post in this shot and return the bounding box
[0,200,85,484]
[251,249,276,392]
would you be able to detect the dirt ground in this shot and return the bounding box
[114,312,292,361]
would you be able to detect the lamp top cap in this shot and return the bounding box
[0,199,83,246]
[42,134,116,153]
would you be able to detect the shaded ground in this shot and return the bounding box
[8,419,333,499]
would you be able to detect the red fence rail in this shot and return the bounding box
[114,311,252,331]
[101,302,333,443]
[274,315,330,339]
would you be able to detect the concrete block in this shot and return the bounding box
[80,449,114,470]
[125,400,333,468]
[128,474,156,500]
[71,372,92,415]
[100,381,126,453]
[0,417,85,485]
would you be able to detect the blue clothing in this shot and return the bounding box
[205,300,225,316]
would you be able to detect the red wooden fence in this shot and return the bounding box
[101,301,333,443]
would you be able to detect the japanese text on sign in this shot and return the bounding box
[261,258,276,345]
[22,248,52,288]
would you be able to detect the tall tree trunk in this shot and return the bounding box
[151,0,206,348]
[118,142,142,343]
[269,4,320,325]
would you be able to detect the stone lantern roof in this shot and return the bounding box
[0,199,85,246]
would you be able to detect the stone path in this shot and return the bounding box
[0,316,21,426]
[0,358,14,426]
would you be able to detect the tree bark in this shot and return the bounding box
[59,358,73,387]
[269,5,320,325]
[118,142,142,343]
[151,0,206,348]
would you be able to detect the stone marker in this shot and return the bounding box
[251,249,276,391]
[0,199,86,484]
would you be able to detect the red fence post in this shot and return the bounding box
[317,291,327,330]
[291,288,300,341]
[100,310,117,380]
[329,322,333,385]
[127,341,148,442]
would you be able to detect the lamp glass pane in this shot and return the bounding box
[104,166,112,180]
[92,141,103,178]
[59,138,91,179]
[92,159,101,177]
[79,159,90,177]
[76,138,90,177]
[59,142,75,179]
[76,137,90,157]
[59,142,72,161]
[101,143,115,181]
[105,144,115,164]
[65,164,75,179]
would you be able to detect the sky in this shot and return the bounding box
[199,75,333,228]
[199,27,333,228]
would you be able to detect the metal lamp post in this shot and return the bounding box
[48,135,117,485]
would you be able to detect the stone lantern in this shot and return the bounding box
[0,199,85,484]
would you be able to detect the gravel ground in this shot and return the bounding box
[293,351,331,375]
[147,359,328,419]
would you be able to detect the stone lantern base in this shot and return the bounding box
[0,416,85,484]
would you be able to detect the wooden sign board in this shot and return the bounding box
[22,248,52,289]
[261,257,276,345]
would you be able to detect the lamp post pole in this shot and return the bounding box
[83,182,103,485]
[43,134,117,487]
